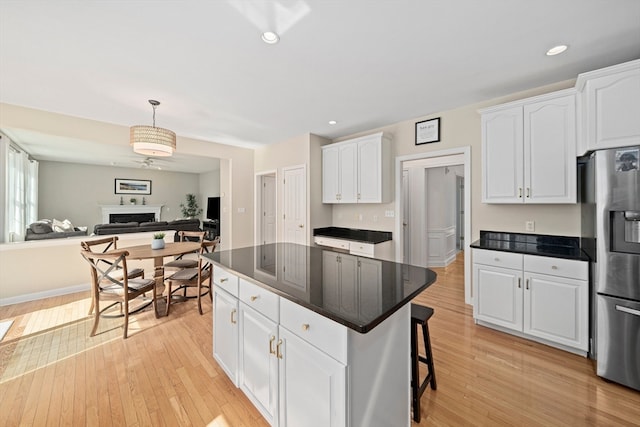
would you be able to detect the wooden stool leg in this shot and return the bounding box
[411,321,421,423]
[422,322,437,390]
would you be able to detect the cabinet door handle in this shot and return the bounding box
[525,279,530,290]
[494,257,500,262]
[517,278,521,288]
[298,224,304,228]
[518,188,523,198]
[230,308,237,324]
[250,295,259,302]
[302,323,310,332]
[526,187,530,198]
[220,278,228,283]
[276,339,283,359]
[357,193,361,200]
[269,335,276,355]
[551,265,558,270]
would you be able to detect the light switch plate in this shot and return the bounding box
[385,210,395,218]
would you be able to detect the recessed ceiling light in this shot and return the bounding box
[328,120,337,125]
[546,45,568,56]
[261,31,280,44]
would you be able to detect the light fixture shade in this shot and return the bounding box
[130,125,176,157]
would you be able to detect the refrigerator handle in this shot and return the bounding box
[616,305,640,317]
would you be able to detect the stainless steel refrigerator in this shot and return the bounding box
[580,146,640,391]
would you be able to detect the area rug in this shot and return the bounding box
[0,316,122,383]
[0,320,13,341]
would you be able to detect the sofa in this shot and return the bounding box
[25,219,88,241]
[93,218,201,240]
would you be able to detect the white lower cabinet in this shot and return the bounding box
[213,286,239,386]
[473,249,589,354]
[213,269,411,426]
[278,326,346,427]
[239,303,279,424]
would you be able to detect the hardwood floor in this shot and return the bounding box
[1,252,639,426]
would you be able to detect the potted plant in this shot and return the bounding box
[130,197,137,205]
[180,193,203,218]
[151,232,165,250]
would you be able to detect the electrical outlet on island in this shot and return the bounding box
[525,221,535,232]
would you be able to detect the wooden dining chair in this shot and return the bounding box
[164,230,207,271]
[81,236,145,315]
[80,248,158,339]
[165,237,219,315]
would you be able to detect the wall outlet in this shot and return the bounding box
[385,210,395,218]
[525,221,535,232]
[373,215,378,222]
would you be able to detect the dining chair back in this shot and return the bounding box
[81,236,145,315]
[164,231,207,271]
[80,248,158,338]
[165,237,220,315]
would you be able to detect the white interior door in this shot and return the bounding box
[261,175,276,245]
[283,165,307,245]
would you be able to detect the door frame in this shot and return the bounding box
[395,146,472,305]
[254,170,277,246]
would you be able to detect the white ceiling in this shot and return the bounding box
[1,0,639,172]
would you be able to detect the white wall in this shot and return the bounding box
[38,161,205,230]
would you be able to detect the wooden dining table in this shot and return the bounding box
[120,241,202,315]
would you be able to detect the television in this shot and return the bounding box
[206,196,220,222]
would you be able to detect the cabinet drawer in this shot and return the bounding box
[473,249,523,270]
[349,241,374,257]
[280,297,348,364]
[213,268,239,297]
[314,236,350,250]
[239,279,279,322]
[524,255,588,280]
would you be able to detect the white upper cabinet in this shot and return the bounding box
[481,106,524,203]
[576,59,640,154]
[524,94,576,203]
[480,89,577,204]
[322,132,392,204]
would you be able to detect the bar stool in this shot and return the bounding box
[411,303,437,423]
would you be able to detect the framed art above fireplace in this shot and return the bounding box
[114,178,152,195]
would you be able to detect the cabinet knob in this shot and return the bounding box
[250,295,259,302]
[302,323,310,331]
[220,278,228,283]
[551,265,558,270]
[298,224,304,228]
[494,257,500,262]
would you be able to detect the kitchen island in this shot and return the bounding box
[203,243,437,427]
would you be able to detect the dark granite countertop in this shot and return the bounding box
[313,227,392,244]
[203,243,436,333]
[470,231,589,261]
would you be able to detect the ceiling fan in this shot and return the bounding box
[133,157,166,170]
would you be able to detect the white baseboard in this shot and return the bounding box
[0,283,91,307]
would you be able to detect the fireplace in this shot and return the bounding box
[100,205,164,224]
[109,213,155,224]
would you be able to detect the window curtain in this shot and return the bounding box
[4,144,38,242]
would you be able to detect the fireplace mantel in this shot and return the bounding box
[100,205,164,224]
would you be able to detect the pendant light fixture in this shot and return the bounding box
[130,99,176,157]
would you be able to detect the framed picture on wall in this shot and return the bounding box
[114,178,152,195]
[415,117,441,145]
